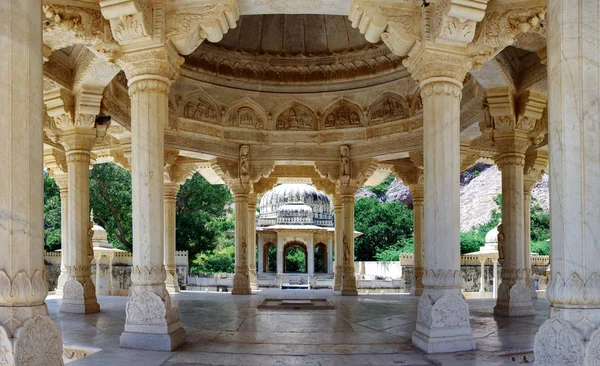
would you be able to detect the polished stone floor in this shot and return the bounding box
[48,290,549,365]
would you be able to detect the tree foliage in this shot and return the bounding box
[354,198,414,261]
[89,163,133,251]
[366,174,395,200]
[44,172,62,252]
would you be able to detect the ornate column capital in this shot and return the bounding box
[119,44,183,89]
[524,149,548,193]
[403,43,472,86]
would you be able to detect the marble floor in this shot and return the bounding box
[49,290,549,365]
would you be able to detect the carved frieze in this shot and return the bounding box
[182,94,219,123]
[276,105,315,130]
[323,101,363,129]
[227,107,265,129]
[369,94,407,124]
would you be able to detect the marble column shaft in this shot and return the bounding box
[341,195,358,296]
[534,0,600,363]
[327,238,333,274]
[523,190,537,299]
[257,236,264,273]
[412,78,475,353]
[333,197,343,291]
[248,194,258,290]
[120,76,185,351]
[0,0,63,362]
[60,131,101,314]
[276,234,284,275]
[494,145,535,317]
[164,182,180,293]
[54,174,69,295]
[307,235,315,277]
[232,192,251,295]
[410,184,424,296]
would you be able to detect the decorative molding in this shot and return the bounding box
[369,93,408,124]
[275,103,316,131]
[13,315,63,366]
[0,271,48,306]
[535,318,585,366]
[421,269,462,288]
[130,266,167,285]
[181,91,219,123]
[322,100,364,129]
[547,272,600,306]
[126,286,169,325]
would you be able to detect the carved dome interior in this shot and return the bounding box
[183,14,404,90]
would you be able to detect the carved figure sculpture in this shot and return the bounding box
[497,224,505,265]
[240,145,250,183]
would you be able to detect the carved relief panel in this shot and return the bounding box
[369,94,407,124]
[227,106,265,129]
[275,104,315,130]
[182,93,219,123]
[322,101,363,129]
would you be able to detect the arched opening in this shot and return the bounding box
[283,241,307,273]
[314,242,327,273]
[263,242,276,272]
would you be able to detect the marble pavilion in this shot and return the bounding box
[0,0,596,364]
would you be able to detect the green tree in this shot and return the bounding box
[354,198,414,261]
[44,172,62,252]
[366,174,395,199]
[374,237,414,261]
[89,163,133,251]
[176,173,233,261]
[285,246,306,272]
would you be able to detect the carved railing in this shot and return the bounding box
[398,253,550,266]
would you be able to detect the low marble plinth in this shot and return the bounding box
[60,299,100,314]
[120,327,186,351]
[412,325,476,354]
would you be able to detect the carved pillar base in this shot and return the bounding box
[55,268,68,295]
[249,265,258,291]
[412,271,475,353]
[232,265,251,295]
[341,265,358,296]
[60,266,100,314]
[526,272,538,299]
[333,265,343,291]
[164,266,180,293]
[410,267,424,296]
[493,270,535,317]
[0,305,63,365]
[121,268,186,351]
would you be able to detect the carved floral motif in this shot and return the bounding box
[0,325,13,365]
[0,271,47,306]
[547,272,600,306]
[126,288,168,325]
[276,106,314,130]
[14,315,63,366]
[431,294,470,328]
[130,266,167,285]
[535,318,584,365]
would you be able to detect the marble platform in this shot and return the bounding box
[48,290,549,365]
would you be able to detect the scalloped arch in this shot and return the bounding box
[368,93,409,125]
[321,98,364,129]
[224,97,270,130]
[273,101,318,131]
[181,90,221,124]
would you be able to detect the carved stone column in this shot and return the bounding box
[164,182,180,293]
[277,234,284,275]
[59,129,101,314]
[232,184,251,295]
[248,194,258,290]
[332,196,343,291]
[327,237,333,274]
[119,47,185,351]
[0,0,63,362]
[410,183,424,296]
[307,235,315,277]
[404,46,476,353]
[341,194,358,296]
[56,175,69,294]
[487,88,546,317]
[523,149,548,300]
[534,0,600,362]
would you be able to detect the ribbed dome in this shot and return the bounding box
[258,184,333,227]
[485,226,499,244]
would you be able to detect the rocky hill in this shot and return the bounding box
[357,164,549,232]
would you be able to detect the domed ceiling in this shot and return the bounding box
[183,14,404,91]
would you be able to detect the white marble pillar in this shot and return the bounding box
[523,190,537,299]
[257,236,264,274]
[277,234,284,275]
[232,191,251,294]
[493,146,535,317]
[307,235,315,277]
[479,259,486,294]
[493,260,498,299]
[534,0,600,362]
[54,173,69,295]
[95,252,103,294]
[248,194,258,290]
[341,195,358,296]
[327,237,333,274]
[60,130,101,314]
[0,0,64,361]
[108,252,115,295]
[333,196,343,291]
[411,77,475,353]
[120,73,185,351]
[164,182,180,293]
[410,184,424,296]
